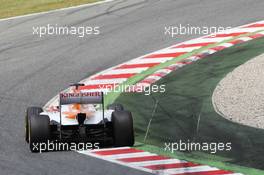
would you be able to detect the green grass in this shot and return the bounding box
[0,0,100,19]
[115,37,264,174]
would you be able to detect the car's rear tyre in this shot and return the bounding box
[25,107,43,143]
[107,103,124,111]
[111,111,134,147]
[28,114,50,153]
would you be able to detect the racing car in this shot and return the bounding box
[25,83,134,152]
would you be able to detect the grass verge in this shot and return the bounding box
[0,0,101,19]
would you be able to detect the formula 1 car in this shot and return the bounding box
[25,84,134,152]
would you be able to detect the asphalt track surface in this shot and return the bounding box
[0,0,264,174]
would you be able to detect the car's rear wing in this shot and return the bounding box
[60,92,103,105]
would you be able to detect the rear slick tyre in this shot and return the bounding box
[28,114,50,153]
[25,107,43,143]
[112,111,134,147]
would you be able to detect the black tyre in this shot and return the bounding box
[28,114,50,153]
[25,107,43,143]
[107,103,124,111]
[111,111,134,147]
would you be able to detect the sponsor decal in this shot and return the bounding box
[60,92,102,98]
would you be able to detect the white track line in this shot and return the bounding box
[0,0,115,22]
